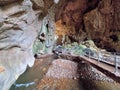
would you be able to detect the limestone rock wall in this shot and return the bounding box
[0,0,55,90]
[55,0,120,52]
[84,0,120,52]
[33,5,56,55]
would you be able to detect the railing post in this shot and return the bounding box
[89,50,90,60]
[98,51,100,64]
[114,53,119,75]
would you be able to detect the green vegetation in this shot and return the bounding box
[62,40,101,56]
[63,42,87,55]
[32,17,55,55]
[32,40,44,54]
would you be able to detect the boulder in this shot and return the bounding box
[46,59,78,79]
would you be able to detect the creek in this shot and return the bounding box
[10,54,120,90]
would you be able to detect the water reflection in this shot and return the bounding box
[15,82,35,88]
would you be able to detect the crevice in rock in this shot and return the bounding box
[69,36,77,43]
[0,0,22,6]
[84,0,100,14]
[93,38,102,45]
[104,45,116,52]
[109,34,119,42]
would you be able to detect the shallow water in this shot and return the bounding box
[10,55,120,90]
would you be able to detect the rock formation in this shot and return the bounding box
[34,6,56,55]
[0,0,56,90]
[55,0,120,52]
[0,0,120,89]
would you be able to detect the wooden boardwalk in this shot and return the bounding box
[60,53,120,83]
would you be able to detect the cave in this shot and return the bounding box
[0,0,120,90]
